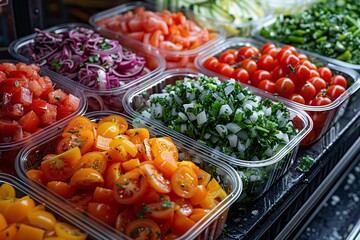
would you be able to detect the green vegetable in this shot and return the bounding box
[259,0,360,64]
[297,155,315,173]
[141,74,297,161]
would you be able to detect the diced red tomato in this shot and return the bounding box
[18,110,40,133]
[12,86,33,106]
[40,103,57,126]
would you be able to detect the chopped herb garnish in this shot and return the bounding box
[15,80,20,87]
[161,200,174,209]
[54,95,61,101]
[115,183,124,189]
[297,155,315,173]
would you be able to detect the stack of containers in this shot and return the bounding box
[88,1,226,70]
[0,173,105,239]
[8,23,166,112]
[0,59,87,175]
[194,38,360,145]
[16,111,243,240]
[122,69,312,203]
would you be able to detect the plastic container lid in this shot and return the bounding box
[123,68,313,168]
[8,23,166,111]
[89,1,226,69]
[16,110,243,239]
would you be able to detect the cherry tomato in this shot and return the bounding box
[331,75,347,89]
[0,183,16,200]
[313,96,332,106]
[276,48,293,63]
[258,80,276,93]
[317,67,332,83]
[97,121,120,138]
[299,59,317,71]
[218,49,237,64]
[140,162,171,193]
[150,137,178,161]
[215,63,234,77]
[170,212,195,236]
[280,54,299,73]
[66,192,93,211]
[327,85,346,100]
[104,162,122,189]
[203,57,219,72]
[26,169,48,185]
[113,168,148,204]
[308,76,327,93]
[275,77,295,98]
[256,54,277,72]
[98,115,128,134]
[62,116,94,137]
[40,147,81,181]
[260,42,276,54]
[4,196,36,223]
[271,65,286,81]
[46,181,76,198]
[0,224,18,240]
[288,93,306,104]
[281,45,297,54]
[230,68,250,84]
[309,69,320,78]
[297,82,316,102]
[251,70,273,87]
[74,151,107,174]
[171,165,198,198]
[92,187,118,205]
[294,64,311,85]
[240,59,257,75]
[87,202,119,226]
[237,46,259,61]
[70,168,105,190]
[27,210,57,231]
[115,208,137,233]
[144,199,175,220]
[153,150,178,179]
[125,218,161,240]
[54,222,87,240]
[301,128,315,146]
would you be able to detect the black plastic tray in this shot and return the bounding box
[220,92,360,239]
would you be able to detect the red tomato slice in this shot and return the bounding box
[18,110,40,133]
[140,162,171,194]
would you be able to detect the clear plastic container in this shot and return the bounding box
[8,23,166,112]
[194,37,360,146]
[181,1,273,38]
[0,173,105,239]
[122,69,312,203]
[88,1,226,70]
[16,111,242,239]
[259,0,318,15]
[0,59,87,175]
[251,17,360,72]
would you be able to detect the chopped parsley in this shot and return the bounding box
[54,95,61,101]
[297,155,315,173]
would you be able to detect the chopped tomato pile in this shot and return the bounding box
[96,7,219,69]
[26,115,227,239]
[0,62,80,143]
[0,183,88,240]
[203,43,350,145]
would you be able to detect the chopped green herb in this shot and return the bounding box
[297,155,315,173]
[15,80,20,87]
[54,95,61,101]
[161,200,174,209]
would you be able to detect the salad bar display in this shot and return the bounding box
[0,0,359,239]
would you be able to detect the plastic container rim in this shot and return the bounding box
[0,59,88,150]
[88,1,227,58]
[194,37,360,112]
[15,110,243,240]
[123,68,313,168]
[251,17,360,71]
[8,22,166,96]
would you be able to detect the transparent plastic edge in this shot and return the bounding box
[250,17,360,71]
[0,59,88,150]
[88,1,227,58]
[0,173,107,239]
[8,22,166,96]
[15,110,243,240]
[194,37,360,112]
[122,69,313,168]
